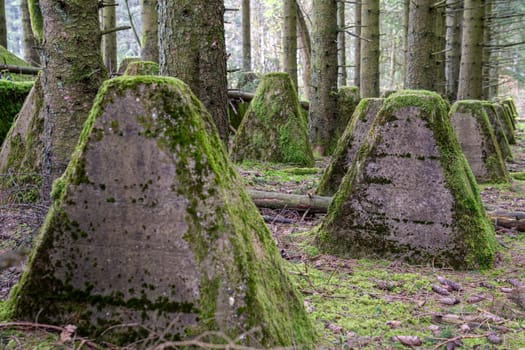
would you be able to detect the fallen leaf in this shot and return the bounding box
[392,335,422,347]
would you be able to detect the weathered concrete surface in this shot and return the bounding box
[317,90,496,269]
[495,102,516,145]
[331,86,361,152]
[450,101,508,183]
[482,102,512,160]
[317,98,383,196]
[230,72,314,166]
[8,76,315,347]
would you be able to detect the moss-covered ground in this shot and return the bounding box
[0,121,524,348]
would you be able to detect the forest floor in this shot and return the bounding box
[0,121,524,349]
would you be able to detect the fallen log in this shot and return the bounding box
[0,64,41,75]
[247,189,331,214]
[489,215,525,232]
[228,90,310,110]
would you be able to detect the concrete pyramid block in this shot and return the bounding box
[450,100,509,183]
[482,102,513,161]
[317,90,496,269]
[7,76,315,346]
[230,72,314,166]
[317,98,383,196]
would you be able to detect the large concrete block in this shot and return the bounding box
[7,76,315,347]
[317,90,496,269]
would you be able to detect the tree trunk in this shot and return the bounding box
[457,0,484,100]
[101,1,117,73]
[21,0,40,66]
[402,0,409,88]
[0,0,6,48]
[27,0,43,42]
[337,0,347,87]
[482,0,497,99]
[309,0,338,155]
[360,0,380,97]
[405,0,435,90]
[242,0,251,71]
[296,1,311,99]
[40,0,107,200]
[445,0,462,101]
[141,0,159,63]
[158,0,229,143]
[433,5,446,95]
[283,0,298,89]
[354,1,361,88]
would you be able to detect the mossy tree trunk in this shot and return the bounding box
[457,0,484,100]
[360,0,379,97]
[158,0,229,143]
[309,0,338,155]
[296,1,311,99]
[0,0,6,48]
[445,0,462,101]
[27,0,43,42]
[21,0,40,66]
[337,1,347,87]
[432,6,446,95]
[242,0,251,71]
[40,0,107,201]
[101,1,117,73]
[405,0,435,90]
[283,0,298,89]
[140,0,158,63]
[353,1,361,88]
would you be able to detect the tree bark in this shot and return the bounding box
[296,1,311,99]
[457,0,485,100]
[101,1,117,73]
[402,0,409,88]
[242,0,251,71]
[247,189,331,213]
[354,0,361,88]
[360,0,380,97]
[433,5,446,95]
[40,0,107,200]
[309,0,338,155]
[482,0,497,99]
[283,0,298,89]
[405,0,435,90]
[337,0,347,87]
[141,0,159,63]
[0,0,6,48]
[21,0,40,66]
[445,0,463,101]
[158,0,229,143]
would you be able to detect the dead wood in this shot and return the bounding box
[228,90,310,110]
[247,189,331,213]
[0,64,40,75]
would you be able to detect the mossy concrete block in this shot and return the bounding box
[317,90,496,269]
[0,80,34,144]
[450,100,509,183]
[7,76,315,347]
[0,77,43,204]
[494,103,516,145]
[117,57,140,75]
[317,98,383,196]
[230,72,314,166]
[123,61,159,76]
[332,86,361,151]
[236,71,261,93]
[481,102,512,161]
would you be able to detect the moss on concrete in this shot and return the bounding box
[481,102,512,160]
[123,61,159,76]
[331,86,360,152]
[450,100,509,183]
[0,45,35,82]
[117,57,140,75]
[316,90,496,270]
[497,103,516,144]
[0,80,33,144]
[236,71,261,93]
[230,72,314,166]
[6,76,316,347]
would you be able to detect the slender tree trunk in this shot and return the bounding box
[242,0,251,71]
[457,0,484,100]
[445,0,463,101]
[405,0,435,90]
[402,0,409,88]
[433,5,446,95]
[309,0,338,155]
[354,1,361,88]
[337,0,347,86]
[101,1,117,73]
[158,0,229,143]
[296,1,311,99]
[482,0,496,99]
[21,0,40,65]
[0,0,6,48]
[360,0,380,97]
[40,0,107,200]
[283,0,298,89]
[141,0,159,63]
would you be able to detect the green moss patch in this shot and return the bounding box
[123,61,159,76]
[0,81,34,144]
[230,72,314,166]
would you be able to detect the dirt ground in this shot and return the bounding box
[0,121,524,349]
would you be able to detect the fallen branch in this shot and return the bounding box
[247,190,331,214]
[0,64,41,75]
[488,211,525,232]
[228,91,310,111]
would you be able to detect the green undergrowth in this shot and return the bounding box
[0,46,35,82]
